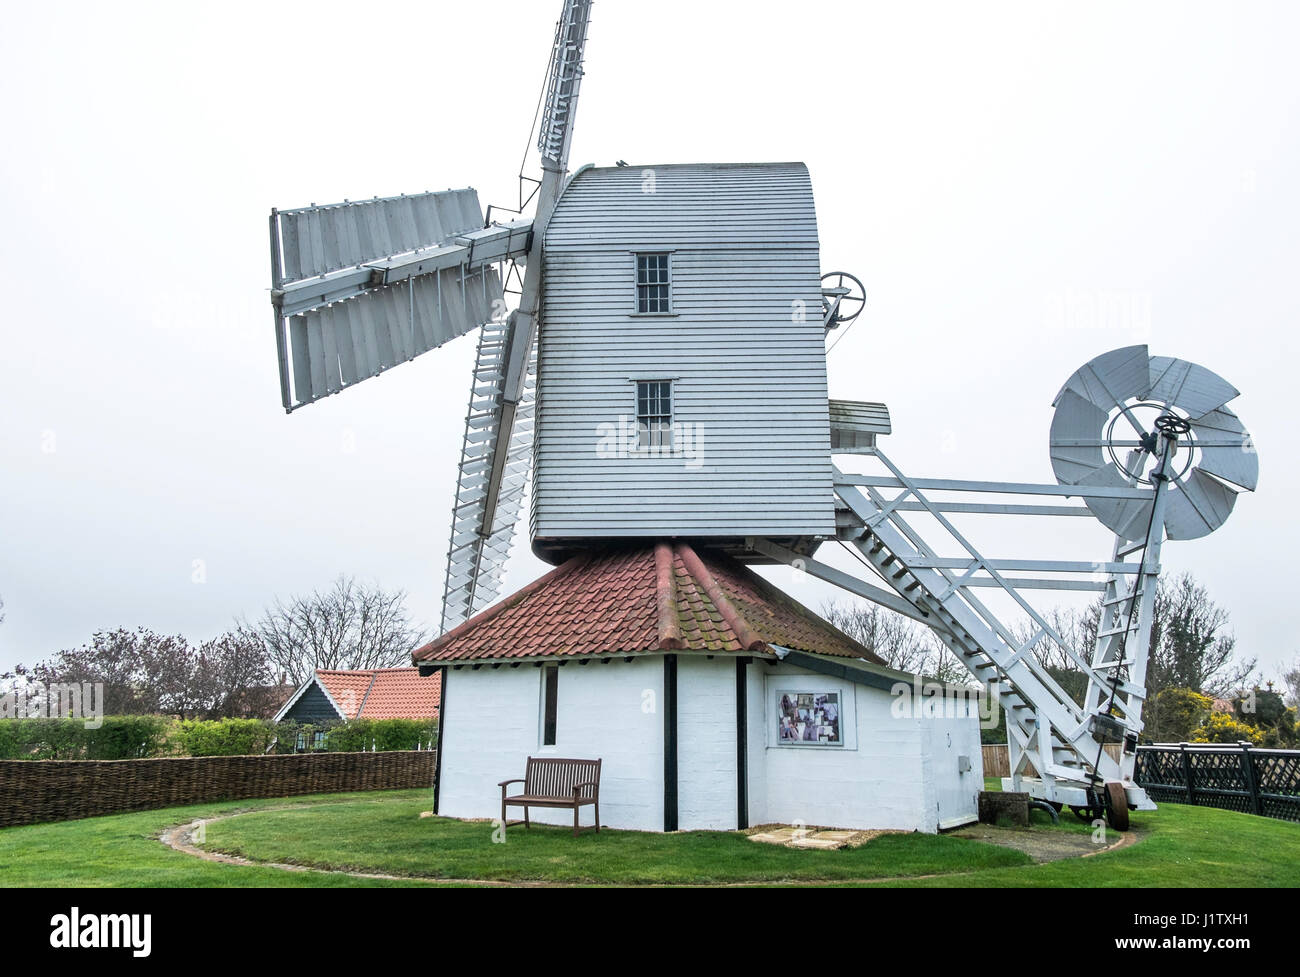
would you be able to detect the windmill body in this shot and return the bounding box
[533,161,837,562]
[266,0,1258,833]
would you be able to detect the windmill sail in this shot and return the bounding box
[269,188,531,411]
[441,324,537,630]
[438,0,593,632]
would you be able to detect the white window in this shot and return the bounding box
[636,380,673,450]
[635,252,671,313]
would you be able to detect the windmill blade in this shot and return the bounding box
[268,188,532,411]
[1190,406,1258,490]
[1073,462,1155,542]
[1052,344,1150,412]
[1165,469,1239,540]
[439,0,593,632]
[1147,355,1239,418]
[537,0,593,165]
[441,324,537,631]
[1049,389,1109,485]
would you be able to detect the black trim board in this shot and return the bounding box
[736,657,749,830]
[663,654,678,832]
[432,666,447,815]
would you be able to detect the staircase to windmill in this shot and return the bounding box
[832,472,1134,787]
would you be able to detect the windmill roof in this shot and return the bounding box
[413,542,885,665]
[306,668,440,720]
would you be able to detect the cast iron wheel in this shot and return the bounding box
[1104,781,1131,831]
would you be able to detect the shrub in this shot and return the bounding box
[323,718,437,753]
[266,720,340,754]
[0,716,173,760]
[1148,687,1213,743]
[173,718,275,757]
[1190,712,1264,745]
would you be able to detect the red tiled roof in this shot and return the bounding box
[413,542,884,665]
[314,668,440,720]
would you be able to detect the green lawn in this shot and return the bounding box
[2,787,1297,887]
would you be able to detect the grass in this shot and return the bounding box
[197,794,1027,885]
[0,792,432,888]
[1,787,1297,887]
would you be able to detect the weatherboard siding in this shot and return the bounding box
[281,683,341,723]
[532,163,835,544]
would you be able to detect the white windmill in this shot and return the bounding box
[265,0,1258,831]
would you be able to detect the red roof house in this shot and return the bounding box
[274,667,441,724]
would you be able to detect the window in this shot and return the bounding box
[636,380,672,450]
[312,731,326,750]
[542,665,559,746]
[635,252,671,313]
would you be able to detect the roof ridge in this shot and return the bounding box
[414,550,592,661]
[714,551,886,666]
[677,543,766,652]
[654,542,684,650]
[354,670,380,719]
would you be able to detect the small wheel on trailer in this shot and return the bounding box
[1069,805,1101,823]
[1104,781,1131,832]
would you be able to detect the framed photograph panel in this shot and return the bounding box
[775,689,843,747]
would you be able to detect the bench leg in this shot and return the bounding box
[595,801,600,833]
[524,806,530,830]
[573,804,580,837]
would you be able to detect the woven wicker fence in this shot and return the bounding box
[0,750,437,828]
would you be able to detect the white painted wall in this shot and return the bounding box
[438,654,982,835]
[757,664,931,831]
[676,656,738,830]
[919,693,984,830]
[750,663,983,832]
[437,657,664,832]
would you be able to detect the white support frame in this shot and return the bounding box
[760,444,1179,810]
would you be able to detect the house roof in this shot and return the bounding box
[413,542,885,665]
[276,668,441,721]
[354,668,442,720]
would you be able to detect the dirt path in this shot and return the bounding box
[950,821,1140,863]
[157,806,1138,887]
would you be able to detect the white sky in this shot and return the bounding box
[1,1,1296,682]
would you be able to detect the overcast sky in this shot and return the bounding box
[1,1,1296,683]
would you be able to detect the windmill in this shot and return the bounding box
[265,0,1258,830]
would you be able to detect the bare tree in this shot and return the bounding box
[244,576,427,685]
[1282,656,1300,710]
[822,600,970,685]
[14,627,276,719]
[1147,572,1255,698]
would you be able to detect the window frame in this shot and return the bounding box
[634,379,674,451]
[631,251,676,316]
[541,664,559,748]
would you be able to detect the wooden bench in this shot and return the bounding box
[499,757,601,836]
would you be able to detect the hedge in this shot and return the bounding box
[0,716,173,760]
[0,716,437,759]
